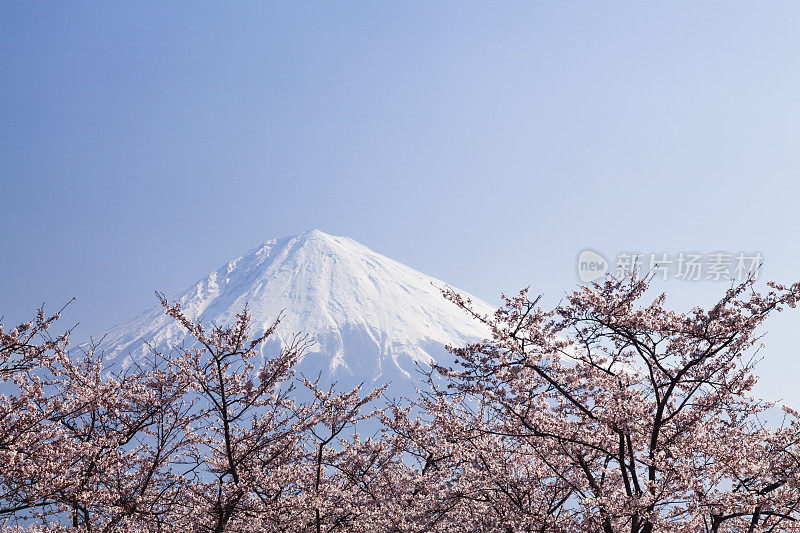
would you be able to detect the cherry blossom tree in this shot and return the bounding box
[0,303,73,523]
[0,303,193,530]
[156,293,394,532]
[424,275,800,532]
[0,298,383,532]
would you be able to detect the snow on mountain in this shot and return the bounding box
[98,230,494,385]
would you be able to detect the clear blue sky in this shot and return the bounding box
[2,3,799,401]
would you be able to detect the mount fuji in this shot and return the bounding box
[98,230,494,387]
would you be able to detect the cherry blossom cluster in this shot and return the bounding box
[1,276,799,532]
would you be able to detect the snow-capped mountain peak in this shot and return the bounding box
[99,230,494,384]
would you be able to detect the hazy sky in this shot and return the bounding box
[2,3,799,401]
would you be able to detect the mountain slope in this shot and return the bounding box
[99,230,494,384]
